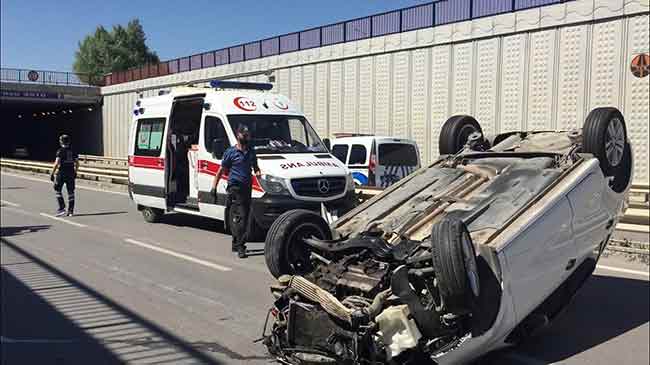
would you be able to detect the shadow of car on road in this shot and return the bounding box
[159,213,228,235]
[481,273,649,364]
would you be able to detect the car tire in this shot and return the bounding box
[430,218,480,314]
[141,207,163,223]
[582,107,627,175]
[265,209,332,278]
[439,115,483,155]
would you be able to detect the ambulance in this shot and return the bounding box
[127,80,356,236]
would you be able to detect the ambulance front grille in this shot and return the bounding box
[290,177,346,197]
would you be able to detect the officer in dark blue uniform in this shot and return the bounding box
[212,125,261,258]
[50,134,79,216]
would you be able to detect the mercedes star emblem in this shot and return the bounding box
[318,179,330,194]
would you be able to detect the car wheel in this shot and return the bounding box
[264,209,332,278]
[141,207,163,223]
[439,115,483,155]
[430,218,480,314]
[582,107,633,193]
[583,107,627,174]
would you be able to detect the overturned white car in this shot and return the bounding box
[260,107,633,364]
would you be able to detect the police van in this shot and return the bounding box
[330,135,420,188]
[127,80,356,235]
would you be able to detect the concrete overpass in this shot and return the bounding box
[1,71,102,160]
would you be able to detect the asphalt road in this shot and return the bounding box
[1,171,648,365]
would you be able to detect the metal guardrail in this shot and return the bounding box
[104,0,572,86]
[2,156,648,233]
[0,68,94,86]
[1,158,127,184]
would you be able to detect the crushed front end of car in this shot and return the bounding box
[261,227,481,365]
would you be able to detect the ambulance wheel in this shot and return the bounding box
[141,207,163,223]
[439,115,483,155]
[265,209,332,278]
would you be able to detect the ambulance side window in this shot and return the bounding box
[134,118,165,157]
[204,116,230,159]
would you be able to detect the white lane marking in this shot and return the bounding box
[1,199,20,207]
[596,265,650,278]
[123,238,232,272]
[39,213,88,228]
[1,172,128,196]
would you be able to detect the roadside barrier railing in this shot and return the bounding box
[1,157,127,185]
[2,156,648,237]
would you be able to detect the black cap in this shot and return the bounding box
[236,124,250,135]
[59,134,71,145]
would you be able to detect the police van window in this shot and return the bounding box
[204,116,230,159]
[349,145,367,165]
[135,118,165,156]
[331,145,349,163]
[378,143,418,166]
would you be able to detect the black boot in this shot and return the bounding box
[237,245,247,259]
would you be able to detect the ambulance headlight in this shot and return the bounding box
[346,173,356,192]
[259,174,289,195]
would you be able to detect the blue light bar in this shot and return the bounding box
[209,80,273,91]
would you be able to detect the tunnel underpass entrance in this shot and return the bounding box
[1,100,102,161]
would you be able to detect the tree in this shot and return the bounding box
[73,19,159,85]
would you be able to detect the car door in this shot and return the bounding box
[347,144,370,186]
[128,117,168,209]
[503,196,579,323]
[197,115,232,219]
[376,141,420,188]
[567,171,613,264]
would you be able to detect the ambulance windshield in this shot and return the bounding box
[227,115,328,154]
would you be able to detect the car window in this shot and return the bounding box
[378,143,418,166]
[331,144,349,163]
[204,116,230,159]
[135,118,165,156]
[349,144,367,165]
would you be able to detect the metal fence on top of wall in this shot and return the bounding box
[103,0,572,86]
[1,68,92,86]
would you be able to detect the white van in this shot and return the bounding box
[127,81,356,235]
[329,135,420,188]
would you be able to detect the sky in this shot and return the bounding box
[1,0,431,71]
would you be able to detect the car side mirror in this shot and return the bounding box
[323,138,331,151]
[212,138,226,159]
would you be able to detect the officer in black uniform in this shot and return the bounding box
[51,134,79,216]
[212,125,261,258]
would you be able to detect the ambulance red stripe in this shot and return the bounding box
[128,156,165,170]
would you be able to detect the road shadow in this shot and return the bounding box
[1,225,51,237]
[70,211,128,217]
[481,273,649,363]
[1,186,25,190]
[160,213,227,234]
[1,238,227,364]
[2,267,123,364]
